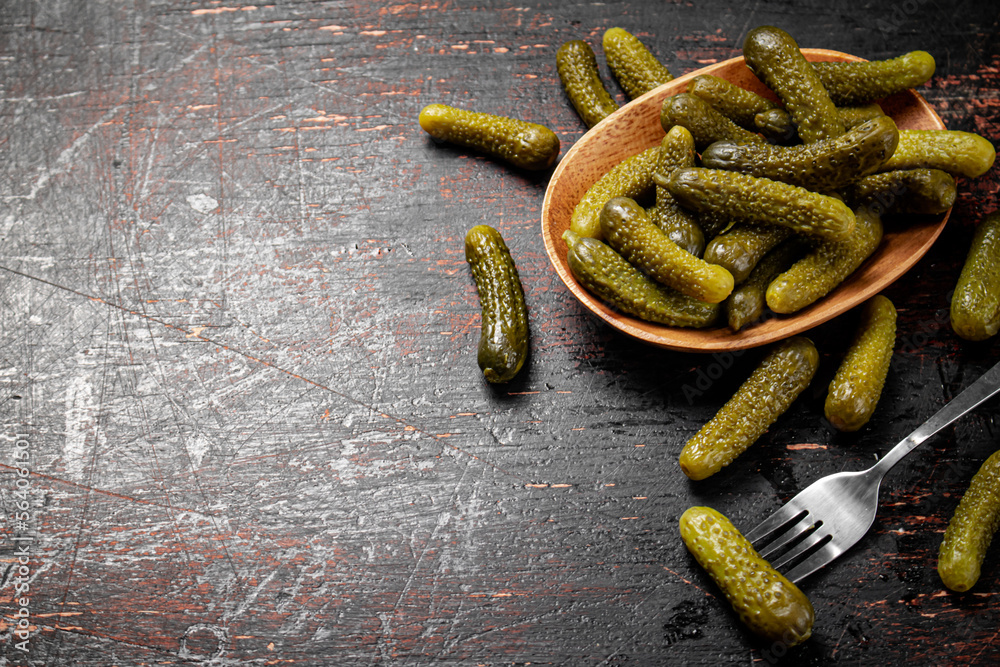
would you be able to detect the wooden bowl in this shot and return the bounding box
[541,49,949,353]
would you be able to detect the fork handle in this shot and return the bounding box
[869,358,1000,479]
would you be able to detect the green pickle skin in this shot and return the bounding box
[848,168,957,216]
[603,27,673,99]
[824,295,897,432]
[661,93,766,150]
[679,336,819,480]
[880,129,996,179]
[570,145,661,240]
[726,241,804,331]
[754,104,885,145]
[563,230,720,328]
[465,225,529,383]
[700,116,900,192]
[742,26,844,144]
[419,104,560,171]
[679,506,815,646]
[812,51,936,107]
[649,126,706,256]
[951,213,1000,341]
[686,74,780,128]
[556,40,620,129]
[600,197,734,304]
[665,167,857,241]
[766,206,884,315]
[704,223,793,285]
[939,449,1000,592]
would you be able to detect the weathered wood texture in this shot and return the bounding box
[0,1,998,665]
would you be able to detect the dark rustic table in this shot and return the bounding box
[1,1,998,665]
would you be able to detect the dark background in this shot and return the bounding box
[0,0,998,664]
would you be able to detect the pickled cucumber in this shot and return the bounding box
[726,241,805,331]
[880,129,996,179]
[742,26,844,143]
[938,449,1000,592]
[824,295,897,432]
[753,105,885,146]
[465,225,529,383]
[603,27,673,100]
[847,168,956,216]
[419,104,560,171]
[563,230,720,327]
[813,51,936,107]
[557,40,620,129]
[700,116,899,192]
[679,336,819,480]
[600,197,734,303]
[649,125,706,256]
[570,145,661,240]
[664,167,856,241]
[704,223,793,285]
[680,506,815,646]
[687,74,780,128]
[951,213,1000,341]
[766,206,883,314]
[660,93,766,150]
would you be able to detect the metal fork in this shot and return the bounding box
[746,358,1000,584]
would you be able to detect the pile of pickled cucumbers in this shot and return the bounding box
[560,25,996,333]
[420,24,1000,645]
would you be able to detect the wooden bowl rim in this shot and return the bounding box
[541,48,949,353]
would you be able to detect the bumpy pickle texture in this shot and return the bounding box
[649,126,706,256]
[465,225,529,383]
[824,295,897,432]
[812,51,936,107]
[939,449,1000,592]
[679,336,819,480]
[419,104,560,171]
[880,129,996,179]
[556,40,620,129]
[665,168,856,241]
[686,74,780,128]
[742,26,844,143]
[766,206,883,315]
[680,506,815,646]
[726,240,805,332]
[704,223,793,285]
[603,27,673,99]
[570,145,661,240]
[563,230,720,328]
[600,197,734,303]
[660,93,766,150]
[848,168,956,216]
[700,116,900,192]
[951,213,1000,341]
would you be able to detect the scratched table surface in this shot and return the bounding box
[1,1,999,665]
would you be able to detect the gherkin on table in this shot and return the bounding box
[824,295,897,432]
[556,40,619,129]
[465,225,529,384]
[419,104,560,171]
[939,449,1000,592]
[951,212,1000,341]
[680,506,815,647]
[679,336,819,480]
[603,27,673,99]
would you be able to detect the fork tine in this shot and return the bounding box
[756,516,818,562]
[781,541,845,584]
[744,504,807,543]
[770,525,832,572]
